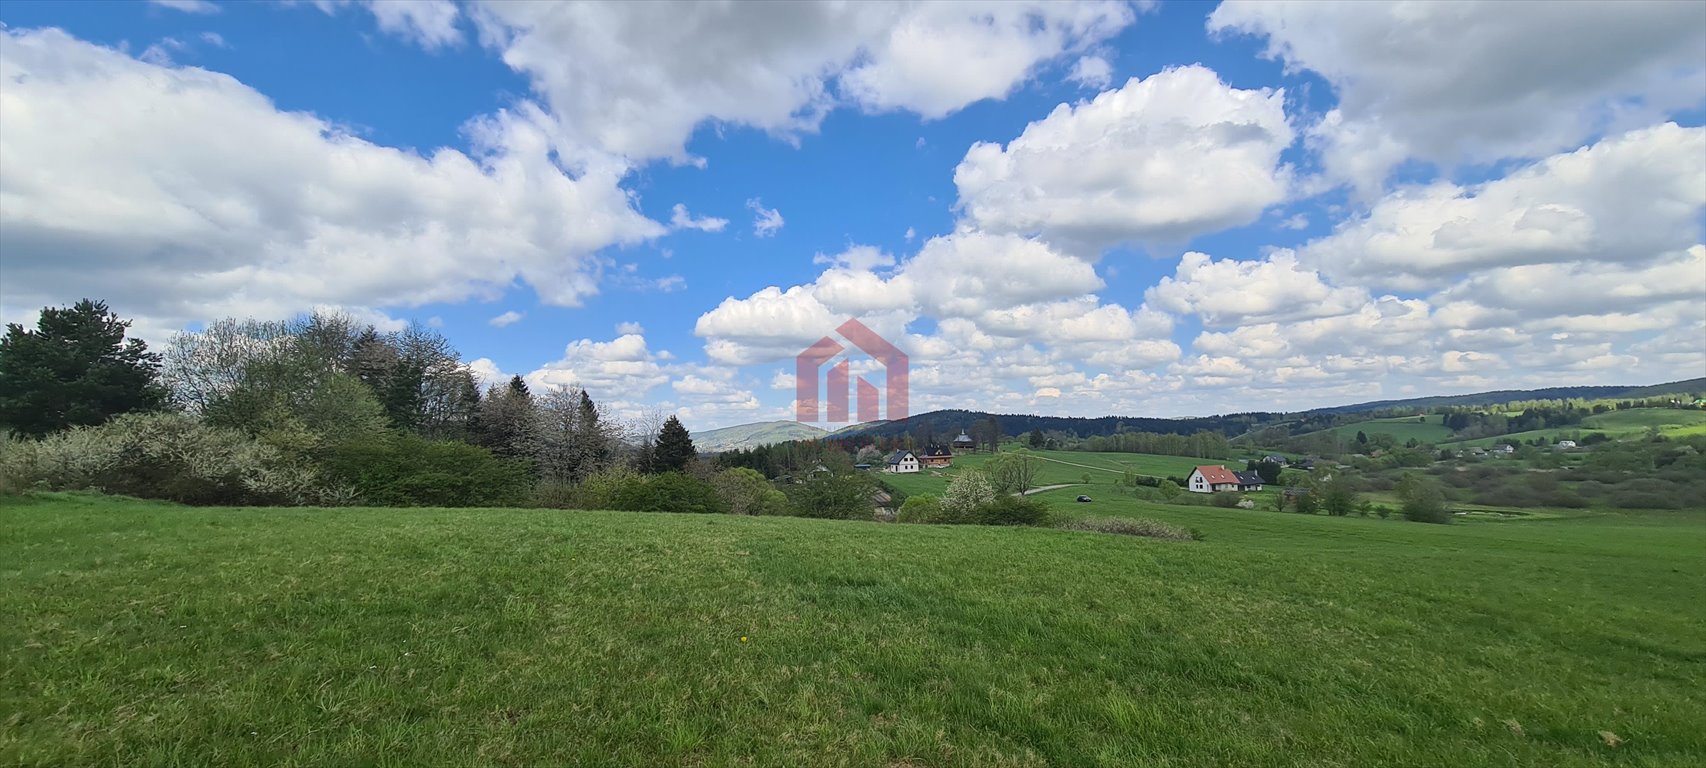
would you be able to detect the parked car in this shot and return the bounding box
[1075,495,1093,503]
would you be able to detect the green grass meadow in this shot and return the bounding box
[1306,415,1456,445]
[4,491,1703,766]
[878,449,1210,497]
[1442,409,1706,448]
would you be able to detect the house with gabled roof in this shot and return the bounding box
[885,450,920,474]
[919,445,953,469]
[1187,465,1242,493]
[1233,470,1265,492]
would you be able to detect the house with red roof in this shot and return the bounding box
[1187,465,1239,493]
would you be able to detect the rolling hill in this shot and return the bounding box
[817,379,1703,443]
[1299,414,1457,444]
[697,379,1704,451]
[693,420,828,452]
[1439,408,1706,448]
[1305,378,1706,414]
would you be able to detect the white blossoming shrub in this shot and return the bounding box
[0,412,327,505]
[940,469,997,522]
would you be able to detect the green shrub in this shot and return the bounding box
[0,412,324,505]
[896,495,947,523]
[611,472,727,514]
[569,466,642,510]
[784,471,876,520]
[895,491,1050,527]
[711,468,787,515]
[528,479,579,509]
[1055,517,1198,541]
[1398,473,1452,524]
[1129,485,1165,502]
[324,432,530,507]
[1210,491,1242,508]
[976,494,1051,526]
[1612,491,1681,510]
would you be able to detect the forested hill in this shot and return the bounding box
[831,409,1279,441]
[828,378,1705,442]
[1307,378,1706,414]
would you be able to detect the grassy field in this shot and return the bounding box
[1583,408,1706,438]
[4,492,1703,766]
[1442,408,1706,448]
[880,449,1214,497]
[1306,414,1455,445]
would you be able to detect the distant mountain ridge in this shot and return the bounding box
[1304,378,1706,414]
[693,420,828,452]
[696,378,1705,447]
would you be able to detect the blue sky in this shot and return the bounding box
[2,1,1703,430]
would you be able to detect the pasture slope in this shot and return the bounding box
[1301,414,1456,445]
[1442,408,1706,448]
[878,449,1209,497]
[3,491,1702,767]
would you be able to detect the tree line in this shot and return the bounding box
[0,300,937,525]
[0,300,701,506]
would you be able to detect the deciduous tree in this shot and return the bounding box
[987,449,1041,494]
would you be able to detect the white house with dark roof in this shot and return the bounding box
[885,450,920,474]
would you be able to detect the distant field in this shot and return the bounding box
[1441,408,1706,448]
[1584,408,1706,437]
[4,492,1702,766]
[1306,414,1455,444]
[878,449,1212,497]
[1443,429,1584,449]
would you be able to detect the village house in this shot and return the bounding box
[919,445,953,469]
[951,431,977,451]
[885,450,920,474]
[1187,465,1242,493]
[1233,470,1265,492]
[1493,444,1516,455]
[1554,440,1578,450]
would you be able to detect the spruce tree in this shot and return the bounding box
[578,390,610,472]
[651,415,697,473]
[0,299,165,437]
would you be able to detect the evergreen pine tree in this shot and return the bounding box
[651,415,697,473]
[0,299,165,437]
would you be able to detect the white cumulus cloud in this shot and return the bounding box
[954,65,1294,254]
[1210,0,1706,193]
[0,28,662,339]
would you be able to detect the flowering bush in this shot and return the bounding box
[1,412,326,505]
[941,469,996,520]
